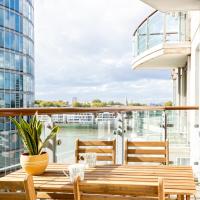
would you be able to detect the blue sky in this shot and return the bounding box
[34,0,172,104]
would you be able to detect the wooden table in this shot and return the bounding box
[2,164,196,200]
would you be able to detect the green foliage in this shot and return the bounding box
[128,102,147,106]
[91,99,107,107]
[164,101,173,106]
[35,100,68,107]
[72,101,83,107]
[10,115,60,155]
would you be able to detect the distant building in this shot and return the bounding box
[96,112,116,123]
[66,113,95,124]
[0,0,34,173]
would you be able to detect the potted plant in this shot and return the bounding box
[10,115,60,175]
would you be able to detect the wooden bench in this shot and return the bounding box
[124,140,169,165]
[75,139,116,164]
[0,174,36,200]
[73,176,165,200]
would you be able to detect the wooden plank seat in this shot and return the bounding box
[0,174,36,200]
[73,176,165,200]
[124,140,169,165]
[75,139,116,164]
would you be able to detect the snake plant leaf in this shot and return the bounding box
[20,117,38,155]
[10,115,60,155]
[10,117,35,155]
[38,126,60,154]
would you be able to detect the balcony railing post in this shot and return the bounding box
[164,111,167,141]
[121,112,125,164]
[52,121,57,163]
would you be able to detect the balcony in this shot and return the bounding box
[140,0,200,12]
[0,106,199,173]
[132,11,191,69]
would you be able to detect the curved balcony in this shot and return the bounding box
[140,0,200,12]
[132,11,191,69]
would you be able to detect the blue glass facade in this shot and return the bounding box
[0,0,34,172]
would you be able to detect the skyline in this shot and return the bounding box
[34,0,172,104]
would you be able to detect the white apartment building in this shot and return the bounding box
[66,113,95,124]
[133,0,200,169]
[96,112,116,123]
[37,114,66,123]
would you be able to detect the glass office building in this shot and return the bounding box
[0,0,34,172]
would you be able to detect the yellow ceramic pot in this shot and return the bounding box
[20,152,48,175]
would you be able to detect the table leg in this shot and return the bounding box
[178,194,184,200]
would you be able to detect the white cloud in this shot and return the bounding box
[34,0,172,104]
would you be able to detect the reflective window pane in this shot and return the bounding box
[0,71,4,88]
[5,0,9,7]
[5,72,10,89]
[10,0,15,10]
[0,29,4,47]
[11,93,15,107]
[15,0,19,11]
[0,8,4,26]
[0,50,3,67]
[0,0,4,6]
[0,93,4,108]
[5,93,10,108]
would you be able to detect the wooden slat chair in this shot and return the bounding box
[75,139,116,164]
[0,175,36,200]
[124,140,169,165]
[73,176,165,200]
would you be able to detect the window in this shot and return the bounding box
[15,14,20,32]
[10,0,15,10]
[5,9,9,28]
[5,0,9,8]
[19,74,23,91]
[15,54,20,71]
[0,71,4,89]
[15,0,19,11]
[10,52,14,69]
[19,93,23,107]
[0,93,4,108]
[0,50,3,67]
[5,31,10,49]
[4,51,10,68]
[9,11,15,30]
[10,72,15,90]
[0,0,4,6]
[15,74,19,90]
[19,35,23,52]
[11,93,15,107]
[0,8,4,26]
[5,72,10,90]
[15,34,19,51]
[10,32,15,50]
[5,93,10,108]
[0,29,4,47]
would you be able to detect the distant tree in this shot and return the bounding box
[91,99,107,107]
[128,102,147,106]
[164,101,173,106]
[107,101,123,106]
[34,100,67,107]
[72,101,83,107]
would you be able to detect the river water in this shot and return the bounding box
[56,125,163,164]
